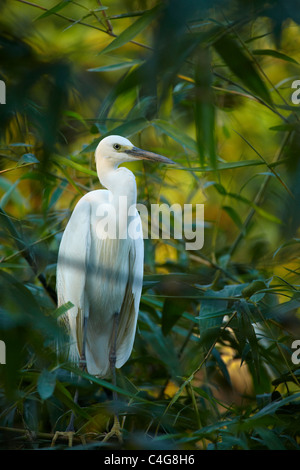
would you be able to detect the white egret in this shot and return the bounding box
[54,135,174,443]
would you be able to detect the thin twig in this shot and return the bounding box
[228,131,292,257]
[97,0,113,33]
[0,162,36,175]
[0,425,91,445]
[15,0,152,51]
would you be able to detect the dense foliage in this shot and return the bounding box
[0,0,300,450]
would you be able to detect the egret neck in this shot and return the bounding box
[96,153,138,240]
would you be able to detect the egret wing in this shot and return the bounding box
[56,197,91,362]
[115,221,144,369]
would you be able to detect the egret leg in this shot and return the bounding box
[103,312,122,443]
[51,316,87,447]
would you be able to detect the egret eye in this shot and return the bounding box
[113,143,121,150]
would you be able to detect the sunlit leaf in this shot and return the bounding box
[81,118,149,153]
[153,119,197,151]
[89,60,143,72]
[99,6,160,55]
[253,49,299,65]
[35,0,71,21]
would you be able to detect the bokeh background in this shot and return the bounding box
[0,0,300,449]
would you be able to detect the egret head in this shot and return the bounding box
[95,135,175,167]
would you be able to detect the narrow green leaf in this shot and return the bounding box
[240,301,259,375]
[214,34,272,104]
[213,183,282,224]
[35,0,70,20]
[254,428,286,450]
[0,180,21,210]
[222,205,244,231]
[153,119,197,152]
[53,155,97,177]
[198,290,228,350]
[48,180,68,210]
[81,118,149,153]
[100,6,160,55]
[173,159,287,172]
[194,48,216,167]
[64,110,89,130]
[88,60,143,73]
[0,177,24,211]
[162,298,189,336]
[52,301,73,320]
[253,49,299,65]
[18,153,39,165]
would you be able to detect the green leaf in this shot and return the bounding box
[214,34,272,104]
[198,291,228,350]
[53,155,97,177]
[35,0,70,20]
[222,205,244,231]
[37,369,57,400]
[52,301,73,320]
[153,119,198,152]
[254,428,286,449]
[162,298,189,336]
[64,110,89,130]
[213,183,282,224]
[88,60,143,73]
[194,48,216,166]
[54,162,84,196]
[48,180,68,210]
[0,177,24,211]
[100,6,160,55]
[253,49,299,65]
[17,153,39,165]
[81,118,149,153]
[174,159,287,172]
[239,301,259,375]
[242,280,267,298]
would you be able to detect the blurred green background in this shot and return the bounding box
[0,0,300,450]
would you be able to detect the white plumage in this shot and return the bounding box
[56,135,174,377]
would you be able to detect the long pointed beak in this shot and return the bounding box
[125,146,175,165]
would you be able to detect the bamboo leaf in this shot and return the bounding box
[88,60,143,73]
[53,155,97,177]
[35,0,71,20]
[81,118,149,153]
[222,205,244,232]
[214,34,272,104]
[99,6,160,55]
[153,119,198,152]
[52,301,73,320]
[253,49,299,65]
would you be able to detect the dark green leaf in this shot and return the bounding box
[214,34,272,104]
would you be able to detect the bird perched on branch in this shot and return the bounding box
[54,135,174,444]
